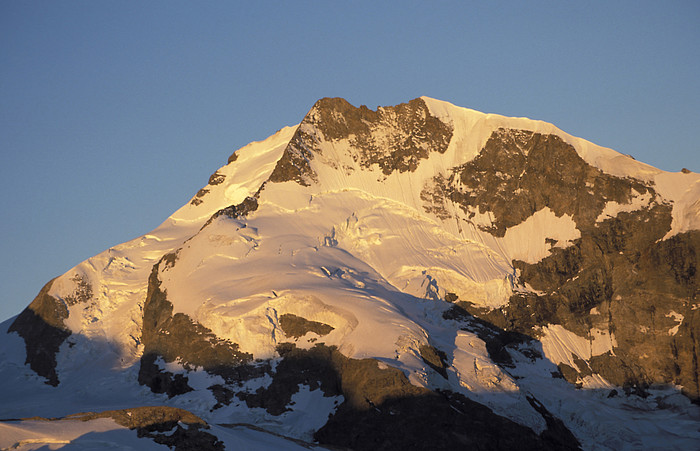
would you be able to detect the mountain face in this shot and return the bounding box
[2,97,699,450]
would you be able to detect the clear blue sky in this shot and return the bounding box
[1,1,699,321]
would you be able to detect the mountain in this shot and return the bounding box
[1,97,699,450]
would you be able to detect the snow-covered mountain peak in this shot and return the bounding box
[168,96,697,239]
[3,97,700,450]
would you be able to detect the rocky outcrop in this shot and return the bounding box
[190,188,209,206]
[8,278,70,386]
[503,220,698,398]
[138,352,193,397]
[208,171,226,185]
[302,340,578,450]
[278,313,334,339]
[268,128,319,186]
[418,344,449,379]
[316,390,576,451]
[269,97,453,185]
[210,342,579,450]
[424,128,654,235]
[435,127,699,400]
[442,302,537,368]
[138,257,253,395]
[199,195,259,230]
[190,171,227,206]
[62,274,93,306]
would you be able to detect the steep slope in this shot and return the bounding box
[2,97,699,450]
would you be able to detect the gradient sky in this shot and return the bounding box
[1,1,699,321]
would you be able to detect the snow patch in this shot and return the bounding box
[539,324,616,389]
[654,172,700,239]
[451,331,518,393]
[540,324,617,363]
[596,189,654,222]
[501,207,580,264]
[666,311,683,336]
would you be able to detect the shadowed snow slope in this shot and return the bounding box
[3,97,699,450]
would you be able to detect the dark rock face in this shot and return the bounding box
[137,417,224,451]
[300,341,579,450]
[208,171,226,185]
[218,342,578,450]
[213,195,259,220]
[69,405,206,428]
[443,303,536,368]
[236,342,425,415]
[8,278,70,386]
[236,343,344,415]
[63,274,93,306]
[138,257,253,395]
[268,127,319,186]
[200,196,259,231]
[418,344,449,379]
[190,171,226,206]
[138,352,193,397]
[190,188,209,206]
[504,225,698,398]
[432,127,699,400]
[269,97,453,185]
[424,128,654,236]
[525,396,582,450]
[317,391,558,451]
[278,313,334,339]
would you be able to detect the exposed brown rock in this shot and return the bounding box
[138,257,253,395]
[138,352,193,397]
[434,127,699,400]
[208,171,226,185]
[230,342,579,450]
[237,342,427,415]
[268,128,319,186]
[316,388,580,451]
[190,188,209,206]
[189,172,226,206]
[200,196,259,231]
[66,405,206,429]
[526,396,582,450]
[509,224,699,399]
[441,128,654,236]
[63,274,93,306]
[161,250,179,270]
[557,363,581,385]
[442,302,538,367]
[269,97,453,185]
[418,344,449,379]
[279,313,334,339]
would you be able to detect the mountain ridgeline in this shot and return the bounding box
[3,97,699,450]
